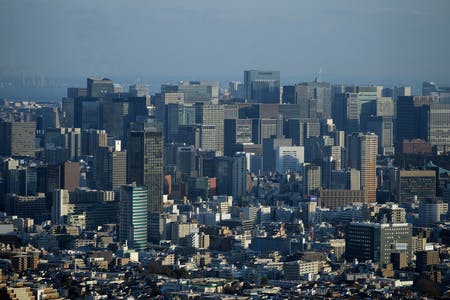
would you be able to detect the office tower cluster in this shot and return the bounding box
[0,72,450,299]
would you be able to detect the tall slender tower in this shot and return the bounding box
[346,132,378,202]
[127,121,164,215]
[360,133,378,203]
[119,184,148,251]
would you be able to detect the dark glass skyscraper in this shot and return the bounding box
[396,96,432,145]
[127,121,164,217]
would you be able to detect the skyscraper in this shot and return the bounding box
[52,189,70,225]
[215,154,247,200]
[119,184,148,251]
[295,81,331,118]
[244,70,280,103]
[0,121,36,157]
[127,121,164,217]
[332,93,360,134]
[87,77,114,97]
[81,129,107,156]
[177,81,219,104]
[303,164,321,196]
[275,146,304,174]
[224,118,253,156]
[366,116,394,156]
[360,133,378,202]
[282,85,295,104]
[129,84,148,97]
[396,96,432,145]
[398,170,436,203]
[347,133,378,203]
[262,137,292,172]
[195,103,225,156]
[176,145,196,183]
[285,118,320,146]
[94,146,127,191]
[428,103,450,149]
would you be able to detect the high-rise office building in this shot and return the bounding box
[229,81,245,99]
[215,157,233,197]
[332,93,360,134]
[119,184,148,251]
[224,119,253,156]
[398,170,436,203]
[244,70,280,103]
[345,221,412,265]
[61,97,75,128]
[393,86,411,100]
[285,118,320,146]
[346,133,378,202]
[74,97,101,130]
[188,177,210,201]
[359,133,378,203]
[416,250,440,272]
[303,164,321,196]
[0,121,36,157]
[375,97,394,117]
[195,103,225,156]
[392,86,411,117]
[366,116,394,156]
[301,197,318,227]
[87,77,114,97]
[176,145,196,183]
[127,121,164,216]
[199,124,217,152]
[396,96,432,145]
[231,153,247,200]
[428,103,450,149]
[318,189,366,209]
[215,154,247,200]
[165,103,184,142]
[81,129,107,156]
[67,87,88,98]
[251,118,279,144]
[129,84,148,97]
[177,81,219,104]
[275,146,304,174]
[331,169,360,190]
[325,145,343,170]
[262,137,292,172]
[163,103,195,143]
[177,124,201,150]
[62,161,80,192]
[52,189,70,225]
[94,147,127,191]
[295,81,331,118]
[44,127,82,161]
[418,198,448,227]
[282,85,296,104]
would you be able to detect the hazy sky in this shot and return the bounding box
[1,0,450,84]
